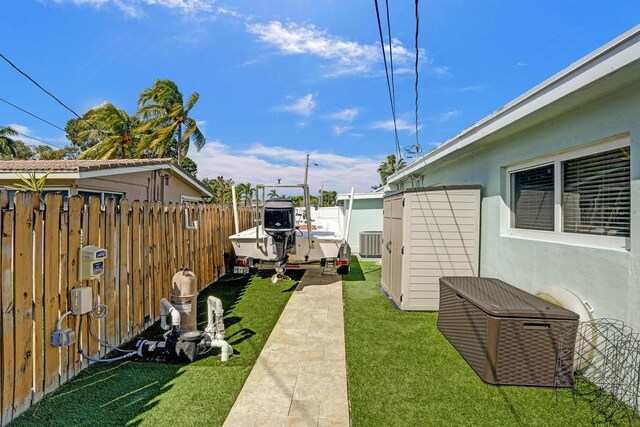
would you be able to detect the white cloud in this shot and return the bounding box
[47,0,214,16]
[370,118,419,133]
[517,62,527,67]
[437,108,461,123]
[458,85,484,93]
[190,141,382,192]
[6,123,67,146]
[6,123,31,136]
[332,126,351,136]
[216,5,241,18]
[275,93,317,117]
[327,108,360,123]
[246,20,415,77]
[429,65,451,77]
[113,0,143,17]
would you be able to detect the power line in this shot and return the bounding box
[0,96,66,132]
[413,0,421,155]
[0,53,103,134]
[373,0,402,162]
[1,125,65,149]
[384,0,403,161]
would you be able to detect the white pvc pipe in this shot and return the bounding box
[344,187,355,242]
[204,296,232,361]
[206,296,226,340]
[231,185,240,235]
[210,340,233,362]
[160,298,180,330]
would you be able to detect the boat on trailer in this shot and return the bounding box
[229,156,354,283]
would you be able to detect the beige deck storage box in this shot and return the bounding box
[381,186,481,311]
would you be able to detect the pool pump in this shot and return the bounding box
[135,269,233,363]
[135,294,232,363]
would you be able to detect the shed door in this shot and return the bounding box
[382,195,403,304]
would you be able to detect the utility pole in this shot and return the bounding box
[319,184,324,208]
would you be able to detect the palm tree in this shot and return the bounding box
[0,126,19,158]
[76,103,140,159]
[137,80,205,165]
[377,154,406,185]
[268,189,279,199]
[236,183,254,207]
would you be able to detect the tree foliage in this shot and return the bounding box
[377,154,406,185]
[235,183,254,207]
[203,176,234,205]
[0,126,78,160]
[137,80,205,165]
[64,80,203,174]
[74,103,142,160]
[0,126,18,158]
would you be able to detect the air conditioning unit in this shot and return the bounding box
[359,231,383,258]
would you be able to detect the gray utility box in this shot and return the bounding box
[437,277,579,387]
[359,231,382,258]
[381,186,481,311]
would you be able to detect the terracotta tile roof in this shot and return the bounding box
[0,158,173,172]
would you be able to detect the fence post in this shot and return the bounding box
[1,209,14,426]
[12,192,36,418]
[43,194,62,395]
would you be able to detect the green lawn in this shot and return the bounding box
[343,258,600,426]
[13,272,300,427]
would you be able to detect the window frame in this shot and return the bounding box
[76,188,124,205]
[505,136,631,250]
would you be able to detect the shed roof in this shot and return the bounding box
[388,24,640,185]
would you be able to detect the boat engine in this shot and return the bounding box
[263,198,296,282]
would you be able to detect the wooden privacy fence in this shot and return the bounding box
[0,192,254,426]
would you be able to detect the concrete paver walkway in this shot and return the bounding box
[224,269,349,426]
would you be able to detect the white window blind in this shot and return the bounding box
[562,147,630,237]
[512,164,555,231]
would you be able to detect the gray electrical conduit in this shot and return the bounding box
[77,315,137,363]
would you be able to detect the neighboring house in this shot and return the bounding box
[336,192,384,255]
[0,158,213,205]
[386,26,640,329]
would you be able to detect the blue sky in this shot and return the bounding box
[1,1,638,192]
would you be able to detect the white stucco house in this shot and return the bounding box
[386,25,640,330]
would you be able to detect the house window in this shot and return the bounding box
[511,164,554,231]
[78,190,102,205]
[77,190,124,205]
[562,148,630,237]
[507,137,630,248]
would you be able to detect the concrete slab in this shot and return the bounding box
[223,269,349,427]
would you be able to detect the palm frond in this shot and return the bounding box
[185,92,199,114]
[183,119,206,151]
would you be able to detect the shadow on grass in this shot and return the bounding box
[13,271,299,427]
[342,256,370,282]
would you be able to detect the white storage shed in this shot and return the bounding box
[381,186,482,310]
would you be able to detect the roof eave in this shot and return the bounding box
[388,24,640,185]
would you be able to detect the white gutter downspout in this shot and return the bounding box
[344,187,355,242]
[160,298,180,330]
[231,185,240,235]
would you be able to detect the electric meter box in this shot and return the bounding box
[79,245,107,280]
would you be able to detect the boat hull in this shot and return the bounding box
[229,227,343,265]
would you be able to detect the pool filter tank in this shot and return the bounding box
[263,198,296,268]
[170,268,198,332]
